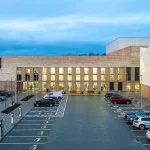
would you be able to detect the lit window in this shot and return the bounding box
[59,75,64,80]
[17,68,22,74]
[59,82,64,91]
[68,75,72,81]
[76,82,80,91]
[118,75,122,81]
[51,75,55,81]
[93,68,97,74]
[42,75,47,81]
[109,68,114,74]
[76,68,80,74]
[110,75,114,81]
[50,82,55,91]
[84,82,89,91]
[68,68,72,74]
[42,68,47,74]
[101,75,106,81]
[59,68,64,74]
[25,68,30,74]
[93,75,97,80]
[68,82,72,91]
[84,68,89,74]
[101,68,106,74]
[118,68,123,74]
[93,82,97,91]
[51,68,55,74]
[76,75,80,80]
[84,75,89,80]
[42,82,46,92]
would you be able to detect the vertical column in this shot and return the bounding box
[55,67,59,90]
[123,82,126,91]
[64,67,67,82]
[38,67,42,92]
[30,68,33,81]
[114,68,118,82]
[89,68,93,91]
[22,67,25,82]
[131,81,135,92]
[106,82,110,92]
[97,68,101,91]
[47,68,50,90]
[106,68,109,82]
[114,82,118,92]
[72,68,76,91]
[80,67,84,91]
[131,67,135,81]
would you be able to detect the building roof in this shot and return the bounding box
[106,37,150,54]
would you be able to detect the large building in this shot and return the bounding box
[0,38,149,96]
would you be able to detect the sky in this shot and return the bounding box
[0,0,150,56]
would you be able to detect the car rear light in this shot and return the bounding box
[135,120,139,123]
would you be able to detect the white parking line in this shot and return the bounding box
[136,136,147,138]
[13,129,51,131]
[0,143,45,145]
[21,120,54,122]
[143,144,150,146]
[6,136,48,137]
[126,125,133,126]
[17,124,53,125]
[131,130,146,132]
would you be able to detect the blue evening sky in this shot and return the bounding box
[0,0,150,56]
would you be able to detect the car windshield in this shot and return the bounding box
[135,117,139,120]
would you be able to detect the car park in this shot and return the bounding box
[110,96,131,104]
[105,92,120,99]
[124,110,143,120]
[126,111,150,124]
[34,98,56,107]
[133,116,150,130]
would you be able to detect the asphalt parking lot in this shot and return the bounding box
[0,96,68,150]
[107,100,150,150]
[0,95,148,150]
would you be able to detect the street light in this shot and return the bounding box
[140,75,143,108]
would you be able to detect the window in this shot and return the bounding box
[126,67,131,81]
[59,82,64,91]
[42,82,46,92]
[59,68,64,74]
[76,68,80,74]
[118,82,122,91]
[17,68,22,81]
[84,68,89,74]
[51,68,55,74]
[68,82,72,91]
[93,82,97,91]
[101,75,106,81]
[84,75,89,80]
[118,75,122,81]
[109,68,114,74]
[118,68,123,74]
[59,75,64,80]
[25,68,30,74]
[126,82,131,91]
[68,68,72,74]
[93,75,97,80]
[17,68,22,75]
[135,67,140,81]
[42,68,47,74]
[101,82,106,91]
[42,75,47,81]
[84,82,89,91]
[76,82,80,91]
[101,68,106,74]
[93,68,97,74]
[34,68,38,81]
[50,82,55,91]
[68,75,72,81]
[135,82,140,92]
[110,75,114,81]
[109,82,114,91]
[51,75,55,81]
[76,75,80,80]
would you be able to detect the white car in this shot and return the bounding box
[44,91,63,99]
[146,129,150,139]
[133,116,150,130]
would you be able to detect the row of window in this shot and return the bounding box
[18,67,138,75]
[22,81,140,92]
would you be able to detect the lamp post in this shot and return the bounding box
[140,75,143,108]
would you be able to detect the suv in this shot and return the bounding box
[133,116,150,130]
[126,111,150,124]
[110,96,131,104]
[105,92,120,99]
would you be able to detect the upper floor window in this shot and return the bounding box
[51,68,55,74]
[76,68,80,74]
[101,68,106,74]
[84,68,89,74]
[93,68,97,74]
[59,68,64,74]
[68,68,72,74]
[25,68,30,75]
[109,68,114,74]
[42,68,47,74]
[17,68,22,75]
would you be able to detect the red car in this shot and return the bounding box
[110,96,132,104]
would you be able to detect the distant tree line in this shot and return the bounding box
[61,52,106,56]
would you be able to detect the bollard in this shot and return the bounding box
[0,120,3,139]
[19,107,22,117]
[11,113,14,124]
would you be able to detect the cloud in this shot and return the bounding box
[0,13,150,31]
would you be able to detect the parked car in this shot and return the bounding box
[0,92,6,101]
[47,96,60,104]
[127,111,150,124]
[124,110,143,120]
[146,129,150,139]
[133,116,150,130]
[105,92,120,99]
[34,98,56,107]
[0,90,11,97]
[44,91,63,99]
[110,96,131,104]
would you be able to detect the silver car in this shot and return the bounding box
[133,116,150,130]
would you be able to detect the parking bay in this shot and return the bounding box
[0,106,57,150]
[108,102,150,150]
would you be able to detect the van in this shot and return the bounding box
[44,91,63,99]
